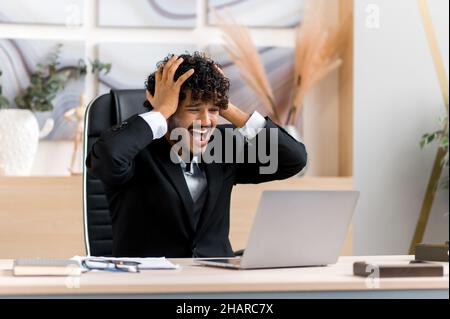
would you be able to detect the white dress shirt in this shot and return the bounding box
[138,110,267,202]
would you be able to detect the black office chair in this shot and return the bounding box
[83,89,148,256]
[83,89,245,257]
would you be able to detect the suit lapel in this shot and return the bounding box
[152,138,195,231]
[151,137,225,238]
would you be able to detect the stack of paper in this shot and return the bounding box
[71,256,180,270]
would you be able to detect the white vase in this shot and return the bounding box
[0,109,40,175]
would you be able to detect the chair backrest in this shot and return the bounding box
[83,89,147,256]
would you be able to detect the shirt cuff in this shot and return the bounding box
[138,111,168,139]
[238,111,267,140]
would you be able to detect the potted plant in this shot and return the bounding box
[421,114,449,190]
[0,43,111,175]
[408,114,449,255]
[1,69,43,175]
[0,44,71,175]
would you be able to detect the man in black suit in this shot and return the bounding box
[86,52,307,258]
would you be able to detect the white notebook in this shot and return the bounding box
[13,258,81,276]
[72,256,180,270]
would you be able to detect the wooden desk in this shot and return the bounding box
[0,256,447,298]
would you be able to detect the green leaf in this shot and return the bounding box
[13,44,75,112]
[90,58,112,75]
[0,95,10,109]
[13,43,112,112]
[441,136,449,148]
[0,70,11,109]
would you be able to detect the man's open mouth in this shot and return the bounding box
[189,128,211,143]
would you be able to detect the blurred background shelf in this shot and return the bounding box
[0,176,353,259]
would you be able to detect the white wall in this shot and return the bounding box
[303,0,340,177]
[354,0,449,255]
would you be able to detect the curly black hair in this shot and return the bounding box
[144,52,230,111]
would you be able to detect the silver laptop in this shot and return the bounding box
[194,190,359,269]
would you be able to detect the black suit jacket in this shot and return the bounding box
[86,115,307,258]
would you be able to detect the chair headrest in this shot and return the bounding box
[112,89,149,122]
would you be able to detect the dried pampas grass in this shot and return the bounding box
[216,11,280,124]
[215,0,350,127]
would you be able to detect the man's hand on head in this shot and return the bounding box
[146,55,195,120]
[219,102,251,128]
[213,64,250,127]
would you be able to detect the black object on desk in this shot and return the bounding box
[415,242,449,262]
[353,261,444,278]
